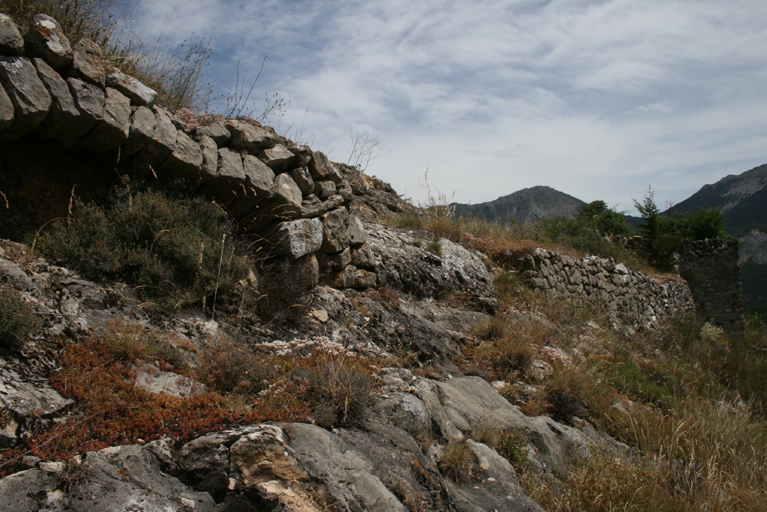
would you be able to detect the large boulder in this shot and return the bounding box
[120,105,156,156]
[62,77,104,147]
[22,14,72,71]
[258,143,295,172]
[194,121,231,146]
[141,107,177,168]
[0,57,51,138]
[227,121,278,154]
[273,218,324,259]
[159,129,203,182]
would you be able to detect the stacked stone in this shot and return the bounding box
[678,239,744,339]
[519,248,694,331]
[0,13,376,290]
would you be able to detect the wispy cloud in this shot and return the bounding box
[127,0,767,212]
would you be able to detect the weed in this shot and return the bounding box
[35,184,249,310]
[0,286,41,349]
[198,336,274,396]
[438,440,475,484]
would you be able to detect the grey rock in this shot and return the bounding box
[315,180,337,199]
[23,14,72,71]
[0,14,24,56]
[242,154,275,199]
[63,77,104,146]
[351,242,377,269]
[0,469,62,512]
[32,57,78,139]
[258,144,295,172]
[198,135,218,179]
[260,173,303,219]
[321,207,351,253]
[319,247,352,274]
[80,87,131,152]
[215,147,246,182]
[0,356,74,446]
[290,166,315,195]
[71,39,107,86]
[337,180,355,202]
[201,148,259,216]
[120,105,155,156]
[0,81,12,130]
[367,223,495,300]
[195,121,231,146]
[0,57,51,139]
[309,151,342,183]
[349,215,367,246]
[134,362,206,399]
[289,144,312,167]
[160,129,203,182]
[288,423,407,512]
[300,194,327,218]
[106,70,157,107]
[141,107,177,168]
[227,121,278,153]
[273,218,324,259]
[178,432,231,478]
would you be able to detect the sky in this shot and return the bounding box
[121,0,767,214]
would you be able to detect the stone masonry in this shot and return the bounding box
[678,239,744,339]
[518,248,695,331]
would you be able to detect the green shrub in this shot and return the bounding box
[0,286,41,348]
[36,185,249,310]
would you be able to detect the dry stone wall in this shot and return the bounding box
[518,248,694,331]
[0,13,378,290]
[678,239,744,339]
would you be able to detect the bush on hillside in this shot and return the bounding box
[35,184,249,310]
[0,286,41,348]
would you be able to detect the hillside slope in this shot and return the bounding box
[452,186,586,225]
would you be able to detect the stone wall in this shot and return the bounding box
[678,239,744,339]
[518,249,694,331]
[0,13,379,290]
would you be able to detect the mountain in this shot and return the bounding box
[452,185,586,225]
[668,163,767,235]
[667,163,767,314]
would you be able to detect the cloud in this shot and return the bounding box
[125,0,767,213]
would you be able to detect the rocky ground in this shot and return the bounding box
[0,214,632,511]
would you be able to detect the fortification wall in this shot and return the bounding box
[0,13,381,290]
[518,249,695,331]
[678,239,744,339]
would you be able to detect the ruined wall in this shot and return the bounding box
[678,239,744,339]
[0,13,385,290]
[518,249,694,331]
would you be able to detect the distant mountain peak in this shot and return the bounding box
[453,185,586,225]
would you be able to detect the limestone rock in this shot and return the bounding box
[80,87,131,152]
[0,57,51,139]
[260,173,303,219]
[258,143,295,172]
[198,135,218,179]
[349,214,367,246]
[319,247,351,274]
[142,107,177,168]
[62,77,104,146]
[351,242,377,269]
[106,70,157,107]
[23,14,72,71]
[134,362,206,399]
[290,166,315,195]
[195,121,231,146]
[309,151,341,183]
[273,218,324,259]
[315,180,337,199]
[160,129,203,182]
[0,14,24,56]
[0,81,12,130]
[321,207,351,253]
[288,423,407,512]
[121,105,156,156]
[300,194,327,218]
[227,121,278,153]
[71,39,107,87]
[366,223,495,300]
[242,154,275,200]
[337,180,354,202]
[289,144,312,167]
[32,57,78,139]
